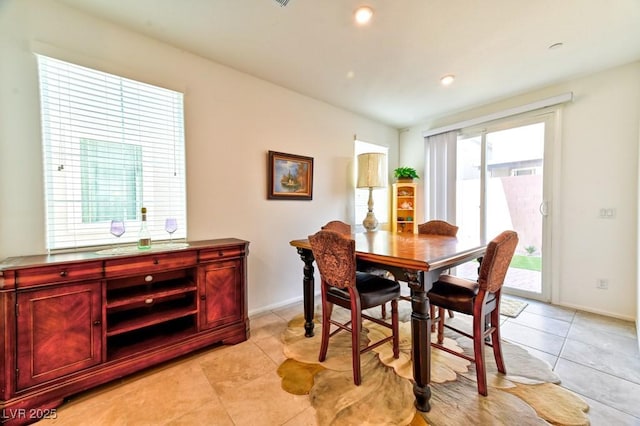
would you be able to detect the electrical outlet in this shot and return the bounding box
[596,279,609,289]
[599,208,616,218]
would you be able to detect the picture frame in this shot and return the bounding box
[268,151,314,200]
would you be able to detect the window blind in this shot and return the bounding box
[37,55,187,251]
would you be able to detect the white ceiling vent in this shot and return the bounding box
[274,0,290,6]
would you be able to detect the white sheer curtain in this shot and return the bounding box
[425,130,458,222]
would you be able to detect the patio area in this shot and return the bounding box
[456,261,542,293]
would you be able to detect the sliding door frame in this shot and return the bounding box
[457,107,561,302]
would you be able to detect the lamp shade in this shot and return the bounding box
[356,153,386,188]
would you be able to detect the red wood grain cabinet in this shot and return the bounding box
[15,281,103,390]
[0,239,249,425]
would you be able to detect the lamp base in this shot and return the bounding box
[362,212,379,232]
[362,186,379,231]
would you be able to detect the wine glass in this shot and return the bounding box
[110,220,125,253]
[165,218,178,246]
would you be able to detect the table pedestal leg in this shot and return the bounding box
[296,248,315,337]
[406,269,433,412]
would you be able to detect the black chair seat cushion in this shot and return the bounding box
[327,272,400,310]
[427,274,495,314]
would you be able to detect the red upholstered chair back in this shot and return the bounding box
[309,230,356,289]
[478,230,519,293]
[419,220,460,323]
[418,220,459,236]
[321,220,352,236]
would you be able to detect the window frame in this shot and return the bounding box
[37,54,187,251]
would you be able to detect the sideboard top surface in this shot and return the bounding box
[0,238,249,271]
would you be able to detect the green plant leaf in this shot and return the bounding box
[393,167,420,179]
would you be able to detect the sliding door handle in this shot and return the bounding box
[539,201,549,217]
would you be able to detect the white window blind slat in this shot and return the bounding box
[38,55,187,251]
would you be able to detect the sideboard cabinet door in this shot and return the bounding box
[16,281,102,390]
[198,259,243,330]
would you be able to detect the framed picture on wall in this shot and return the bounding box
[268,151,314,200]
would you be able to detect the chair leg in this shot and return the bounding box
[351,305,362,385]
[318,290,332,363]
[490,305,506,374]
[430,305,436,332]
[482,312,491,343]
[473,310,488,396]
[437,307,445,344]
[381,303,387,319]
[391,299,399,358]
[442,270,455,319]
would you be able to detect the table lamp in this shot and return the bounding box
[357,152,386,231]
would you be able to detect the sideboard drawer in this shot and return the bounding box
[199,245,245,262]
[104,251,198,277]
[16,261,103,288]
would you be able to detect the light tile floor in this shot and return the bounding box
[39,297,639,425]
[499,295,640,425]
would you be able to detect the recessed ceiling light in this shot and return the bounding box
[354,6,374,25]
[440,74,455,86]
[548,42,564,50]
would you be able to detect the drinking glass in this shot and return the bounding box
[110,220,125,252]
[165,218,178,246]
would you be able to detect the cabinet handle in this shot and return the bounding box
[153,258,160,265]
[200,295,206,300]
[145,275,153,282]
[59,270,68,277]
[218,251,224,257]
[93,320,101,326]
[145,298,154,304]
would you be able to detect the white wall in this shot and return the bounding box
[401,62,640,320]
[637,109,640,342]
[0,0,399,314]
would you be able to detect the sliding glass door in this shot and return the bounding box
[455,113,555,300]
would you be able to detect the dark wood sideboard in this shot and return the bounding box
[0,239,249,425]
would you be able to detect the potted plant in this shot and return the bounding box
[393,166,420,182]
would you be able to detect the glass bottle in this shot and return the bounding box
[138,207,152,249]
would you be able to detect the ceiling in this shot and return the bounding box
[56,0,640,129]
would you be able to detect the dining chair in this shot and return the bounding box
[380,219,460,320]
[320,220,398,318]
[419,220,460,329]
[427,230,518,396]
[417,220,459,236]
[309,228,400,385]
[321,220,351,235]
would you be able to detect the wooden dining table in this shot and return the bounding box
[289,230,486,412]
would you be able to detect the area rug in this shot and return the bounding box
[278,312,589,426]
[500,297,529,318]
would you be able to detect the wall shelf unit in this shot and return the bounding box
[392,182,418,234]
